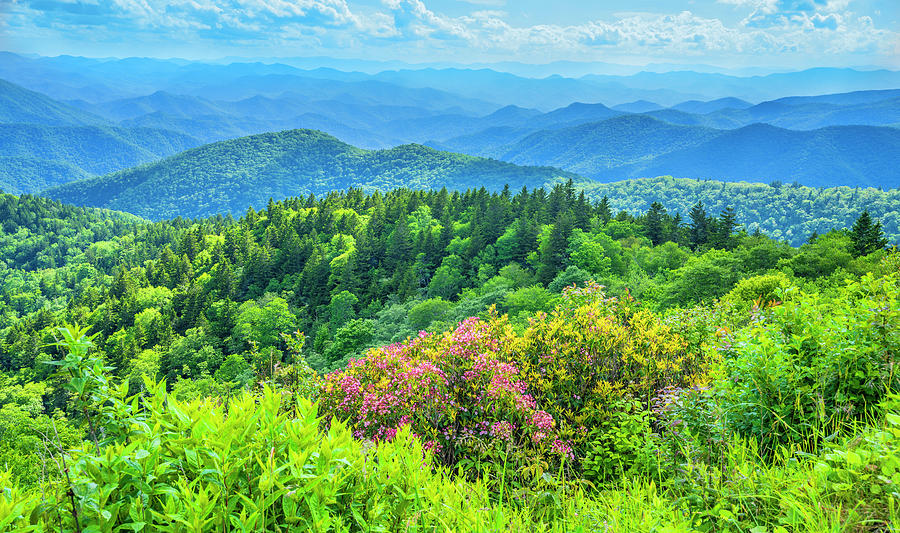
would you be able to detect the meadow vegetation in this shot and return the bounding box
[0,183,897,531]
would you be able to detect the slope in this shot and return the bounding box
[630,123,900,188]
[492,115,720,177]
[0,78,107,126]
[42,129,579,220]
[0,124,202,193]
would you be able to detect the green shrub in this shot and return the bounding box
[720,270,900,454]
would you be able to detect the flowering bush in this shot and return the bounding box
[319,317,558,474]
[319,282,707,480]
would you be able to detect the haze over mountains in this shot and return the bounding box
[0,52,898,216]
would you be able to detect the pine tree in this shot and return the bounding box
[573,191,592,230]
[538,211,574,283]
[597,196,612,224]
[689,201,709,250]
[850,210,888,257]
[714,206,738,250]
[644,202,666,246]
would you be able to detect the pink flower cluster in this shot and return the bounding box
[550,439,574,460]
[319,317,564,467]
[530,410,555,431]
[490,421,514,441]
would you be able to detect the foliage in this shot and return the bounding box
[580,176,900,246]
[719,268,900,454]
[319,283,706,484]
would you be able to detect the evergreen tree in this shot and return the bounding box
[644,202,667,246]
[597,196,612,224]
[573,191,592,231]
[689,201,709,250]
[850,211,888,257]
[512,217,537,264]
[714,207,739,250]
[538,211,574,283]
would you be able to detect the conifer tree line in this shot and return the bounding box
[0,182,889,400]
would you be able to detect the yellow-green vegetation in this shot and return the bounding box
[1,183,897,531]
[2,257,899,531]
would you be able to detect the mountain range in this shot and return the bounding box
[444,114,900,188]
[4,53,900,108]
[0,53,898,210]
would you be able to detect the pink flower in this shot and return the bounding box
[530,410,555,431]
[490,421,514,441]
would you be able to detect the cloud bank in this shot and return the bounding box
[2,0,896,67]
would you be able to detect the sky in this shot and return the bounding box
[1,0,898,69]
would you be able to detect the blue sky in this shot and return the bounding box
[1,0,898,69]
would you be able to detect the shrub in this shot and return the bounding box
[719,270,900,454]
[722,271,793,309]
[320,282,707,482]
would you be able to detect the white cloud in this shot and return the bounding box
[5,0,898,64]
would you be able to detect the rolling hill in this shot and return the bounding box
[0,79,206,193]
[42,129,579,220]
[487,115,719,177]
[626,123,900,188]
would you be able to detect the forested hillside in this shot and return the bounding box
[42,129,579,219]
[1,180,897,530]
[0,78,105,126]
[5,180,888,382]
[583,176,900,246]
[0,79,204,193]
[0,124,201,193]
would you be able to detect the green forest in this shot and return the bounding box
[0,181,900,532]
[583,176,900,246]
[1,179,898,531]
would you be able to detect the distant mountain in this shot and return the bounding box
[4,53,900,110]
[435,87,900,161]
[183,75,498,115]
[0,78,106,126]
[767,88,900,107]
[0,157,91,194]
[670,97,752,114]
[71,91,228,121]
[461,115,900,188]
[490,115,719,177]
[582,68,900,103]
[612,100,664,113]
[0,124,202,193]
[629,123,900,188]
[703,94,900,130]
[42,129,579,220]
